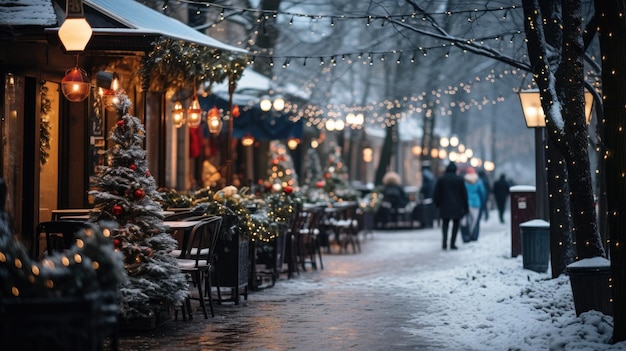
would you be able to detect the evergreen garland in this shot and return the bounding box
[39,82,52,166]
[142,37,248,91]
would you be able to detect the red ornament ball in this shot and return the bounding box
[116,120,125,127]
[134,188,145,199]
[324,172,331,179]
[284,186,293,194]
[129,164,137,170]
[316,180,325,188]
[145,247,153,257]
[146,171,152,178]
[264,182,272,191]
[113,238,121,247]
[112,204,123,216]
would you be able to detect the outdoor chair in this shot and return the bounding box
[35,220,99,258]
[163,210,205,221]
[175,216,222,319]
[329,202,361,254]
[298,206,324,271]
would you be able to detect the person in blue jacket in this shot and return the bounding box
[463,167,486,242]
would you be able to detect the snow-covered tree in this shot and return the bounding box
[267,141,298,189]
[89,91,188,319]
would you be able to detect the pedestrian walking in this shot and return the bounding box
[433,162,468,250]
[463,167,486,242]
[478,169,491,222]
[417,164,437,228]
[493,173,511,223]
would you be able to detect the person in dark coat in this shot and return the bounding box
[478,169,491,221]
[417,166,437,228]
[433,163,468,250]
[382,171,409,209]
[492,173,511,223]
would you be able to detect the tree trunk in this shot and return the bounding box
[555,0,604,259]
[594,0,626,343]
[522,0,604,260]
[374,124,396,186]
[546,140,575,278]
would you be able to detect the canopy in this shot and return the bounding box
[199,94,302,140]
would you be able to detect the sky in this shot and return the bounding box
[258,210,626,351]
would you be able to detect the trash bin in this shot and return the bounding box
[520,219,550,273]
[567,257,613,316]
[510,185,537,257]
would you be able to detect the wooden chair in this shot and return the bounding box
[175,216,222,319]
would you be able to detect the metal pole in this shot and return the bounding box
[535,127,549,220]
[226,72,235,185]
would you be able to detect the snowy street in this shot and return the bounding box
[119,211,621,351]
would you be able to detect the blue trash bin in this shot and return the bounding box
[520,219,550,273]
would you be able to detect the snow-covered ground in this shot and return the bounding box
[408,216,623,351]
[274,210,625,350]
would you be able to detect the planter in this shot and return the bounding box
[567,257,613,316]
[0,291,119,351]
[212,233,249,304]
[119,298,172,331]
[253,231,286,290]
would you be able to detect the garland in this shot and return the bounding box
[142,37,248,91]
[39,82,52,166]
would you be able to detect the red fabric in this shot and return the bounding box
[189,127,203,158]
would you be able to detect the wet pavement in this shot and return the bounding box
[117,219,504,351]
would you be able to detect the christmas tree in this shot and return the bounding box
[89,91,188,319]
[302,148,323,186]
[267,141,298,191]
[323,144,359,201]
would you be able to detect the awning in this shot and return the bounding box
[83,0,247,53]
[39,0,247,53]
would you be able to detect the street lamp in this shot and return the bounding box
[518,88,594,221]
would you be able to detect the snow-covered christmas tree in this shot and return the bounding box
[323,144,359,201]
[267,141,298,191]
[89,90,187,320]
[302,148,323,186]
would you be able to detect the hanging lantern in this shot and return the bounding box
[241,134,254,146]
[259,96,272,112]
[208,106,222,135]
[187,95,202,128]
[273,96,285,111]
[232,104,240,118]
[58,0,92,53]
[61,67,90,102]
[172,101,185,128]
[101,76,120,111]
[287,137,300,150]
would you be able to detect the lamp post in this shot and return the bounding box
[518,89,594,221]
[518,89,550,221]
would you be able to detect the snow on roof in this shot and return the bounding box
[83,0,247,53]
[0,0,56,26]
[212,68,271,94]
[0,0,247,53]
